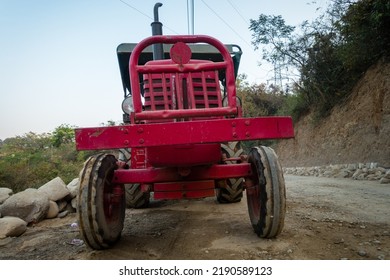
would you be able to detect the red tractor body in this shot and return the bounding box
[75,35,293,200]
[75,8,294,250]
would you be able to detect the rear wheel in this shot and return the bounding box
[246,146,286,238]
[215,142,244,203]
[125,184,150,208]
[77,154,125,249]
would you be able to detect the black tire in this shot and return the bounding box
[125,184,150,208]
[77,154,125,250]
[246,146,286,238]
[216,141,244,203]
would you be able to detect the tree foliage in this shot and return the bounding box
[51,124,75,147]
[249,0,390,120]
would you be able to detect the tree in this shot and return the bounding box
[51,124,75,148]
[249,0,389,121]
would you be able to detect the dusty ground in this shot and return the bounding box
[0,175,389,260]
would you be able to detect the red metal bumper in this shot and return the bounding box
[75,116,294,150]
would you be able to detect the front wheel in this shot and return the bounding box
[77,153,125,249]
[245,146,286,238]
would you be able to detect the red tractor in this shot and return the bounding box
[75,4,294,250]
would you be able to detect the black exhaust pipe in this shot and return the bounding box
[151,3,164,60]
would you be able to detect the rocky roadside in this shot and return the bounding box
[1,161,389,242]
[0,177,79,240]
[284,162,390,184]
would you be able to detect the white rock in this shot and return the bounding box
[0,188,50,224]
[352,169,363,179]
[66,178,79,199]
[0,188,13,204]
[71,197,78,210]
[38,177,70,201]
[0,216,27,238]
[369,162,378,169]
[46,200,59,219]
[57,210,69,218]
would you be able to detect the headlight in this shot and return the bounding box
[121,96,134,114]
[222,96,242,107]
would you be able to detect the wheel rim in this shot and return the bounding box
[103,182,123,223]
[246,148,267,231]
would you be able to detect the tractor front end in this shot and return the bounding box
[75,5,294,250]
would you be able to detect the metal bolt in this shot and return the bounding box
[245,120,250,126]
[139,139,144,144]
[137,128,143,134]
[232,122,236,127]
[233,132,237,138]
[124,140,129,146]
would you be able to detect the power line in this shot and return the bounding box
[200,0,252,48]
[227,0,249,25]
[119,0,152,20]
[118,0,179,35]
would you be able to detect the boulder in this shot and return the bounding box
[0,188,50,224]
[70,197,78,210]
[66,178,79,199]
[38,177,70,201]
[46,200,59,219]
[0,216,28,238]
[0,188,13,204]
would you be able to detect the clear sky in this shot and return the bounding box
[0,0,326,140]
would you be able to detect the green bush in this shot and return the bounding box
[0,128,86,193]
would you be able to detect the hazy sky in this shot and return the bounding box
[0,0,325,139]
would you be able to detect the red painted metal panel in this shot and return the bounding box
[147,143,221,167]
[154,180,214,192]
[153,180,216,199]
[75,116,294,150]
[113,163,252,184]
[154,189,215,200]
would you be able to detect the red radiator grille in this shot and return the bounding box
[143,60,222,113]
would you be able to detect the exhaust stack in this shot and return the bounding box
[151,3,164,60]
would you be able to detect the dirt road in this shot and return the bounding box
[0,175,389,260]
